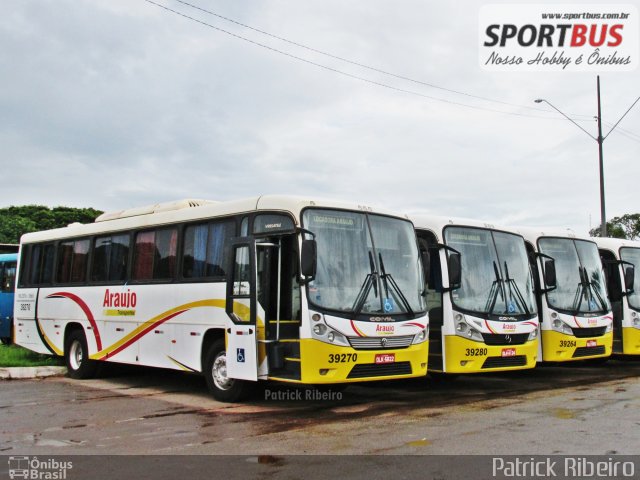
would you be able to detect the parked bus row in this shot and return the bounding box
[8,196,638,401]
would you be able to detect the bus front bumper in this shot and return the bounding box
[541,330,613,362]
[297,339,428,384]
[443,335,538,373]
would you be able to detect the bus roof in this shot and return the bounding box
[592,236,640,255]
[513,226,595,246]
[19,195,410,244]
[410,214,525,242]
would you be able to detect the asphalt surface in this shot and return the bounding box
[2,358,640,459]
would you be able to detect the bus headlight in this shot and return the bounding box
[468,328,483,341]
[455,315,483,342]
[313,324,327,336]
[605,322,612,333]
[633,317,640,328]
[413,328,428,344]
[528,328,538,341]
[552,319,573,335]
[310,321,349,346]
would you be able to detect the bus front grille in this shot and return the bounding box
[570,327,607,338]
[572,346,606,358]
[481,333,530,346]
[481,355,527,369]
[348,335,414,350]
[347,362,412,378]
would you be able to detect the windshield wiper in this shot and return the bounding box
[572,266,607,312]
[484,261,505,314]
[352,251,379,316]
[503,261,531,315]
[378,253,414,316]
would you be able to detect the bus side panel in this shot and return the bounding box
[14,288,50,353]
[29,282,232,372]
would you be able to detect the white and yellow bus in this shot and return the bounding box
[518,228,613,362]
[14,196,429,401]
[412,216,539,374]
[593,237,639,355]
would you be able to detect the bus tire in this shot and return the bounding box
[65,330,97,379]
[203,339,249,402]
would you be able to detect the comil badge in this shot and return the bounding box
[479,4,639,71]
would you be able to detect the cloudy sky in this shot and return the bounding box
[1,0,638,235]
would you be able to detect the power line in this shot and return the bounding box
[144,0,578,119]
[171,0,556,114]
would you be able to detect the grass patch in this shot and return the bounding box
[0,344,64,367]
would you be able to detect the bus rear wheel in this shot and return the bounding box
[65,330,97,379]
[204,339,249,402]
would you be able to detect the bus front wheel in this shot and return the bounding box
[204,339,249,402]
[65,330,97,379]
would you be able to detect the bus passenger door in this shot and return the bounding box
[225,240,258,381]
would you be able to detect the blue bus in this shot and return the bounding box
[0,253,17,344]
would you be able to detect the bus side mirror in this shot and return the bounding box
[448,252,461,289]
[301,239,317,281]
[624,265,635,293]
[543,258,557,288]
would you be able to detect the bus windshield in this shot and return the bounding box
[539,238,610,314]
[303,209,425,317]
[620,247,640,311]
[445,227,535,317]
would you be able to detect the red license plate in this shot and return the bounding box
[586,340,598,348]
[501,348,516,358]
[375,353,396,364]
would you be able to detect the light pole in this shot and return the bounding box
[535,76,640,238]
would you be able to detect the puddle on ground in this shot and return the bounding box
[405,438,431,447]
[551,408,576,419]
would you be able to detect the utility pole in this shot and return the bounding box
[535,78,640,238]
[596,76,606,236]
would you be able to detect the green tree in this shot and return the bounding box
[0,205,103,244]
[590,213,640,240]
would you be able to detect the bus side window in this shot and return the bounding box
[133,228,178,281]
[183,220,234,279]
[57,239,90,284]
[92,234,130,282]
[28,243,55,286]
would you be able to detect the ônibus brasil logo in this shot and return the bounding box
[479,4,638,71]
[7,456,72,480]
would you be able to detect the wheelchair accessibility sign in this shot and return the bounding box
[237,348,245,363]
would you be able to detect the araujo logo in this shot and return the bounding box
[479,4,639,71]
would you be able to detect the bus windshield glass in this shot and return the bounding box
[620,247,640,311]
[303,209,425,317]
[445,227,535,317]
[539,238,610,314]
